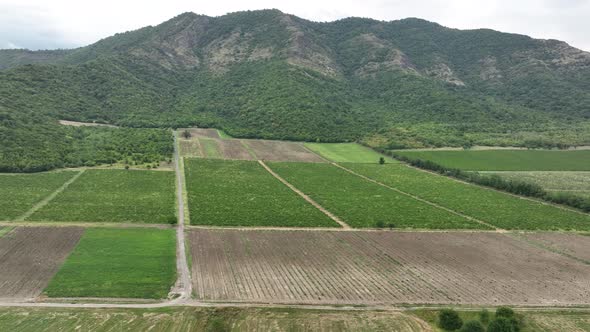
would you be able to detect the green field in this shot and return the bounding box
[268,162,486,229]
[185,159,336,227]
[217,129,233,139]
[305,143,396,163]
[199,138,222,158]
[346,163,590,230]
[44,228,176,299]
[394,150,590,171]
[483,171,590,197]
[0,171,77,220]
[29,169,176,224]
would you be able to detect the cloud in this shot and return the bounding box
[1,0,588,51]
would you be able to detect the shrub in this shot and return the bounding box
[379,157,385,164]
[487,317,515,332]
[479,309,490,324]
[496,306,515,319]
[438,309,463,331]
[459,320,485,332]
[375,220,385,228]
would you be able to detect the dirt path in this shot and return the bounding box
[332,163,500,231]
[15,170,85,222]
[259,160,351,229]
[171,132,192,300]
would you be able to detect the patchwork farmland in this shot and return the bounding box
[1,130,590,331]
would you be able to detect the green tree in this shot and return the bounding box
[379,157,385,164]
[460,320,485,332]
[479,309,490,324]
[182,130,192,139]
[439,309,463,331]
[487,317,515,332]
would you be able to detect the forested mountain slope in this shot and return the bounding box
[1,10,589,171]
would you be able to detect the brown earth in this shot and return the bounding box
[0,227,84,299]
[243,140,325,162]
[217,139,255,160]
[182,128,220,139]
[188,229,590,306]
[521,232,590,262]
[179,139,202,157]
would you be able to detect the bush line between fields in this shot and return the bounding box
[373,148,590,213]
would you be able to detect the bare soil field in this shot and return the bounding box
[243,140,325,162]
[188,229,590,306]
[217,139,255,160]
[521,232,590,262]
[183,128,220,139]
[0,227,84,299]
[179,139,202,157]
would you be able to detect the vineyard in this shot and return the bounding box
[28,170,176,224]
[345,163,590,230]
[184,159,336,227]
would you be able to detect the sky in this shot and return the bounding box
[1,0,589,51]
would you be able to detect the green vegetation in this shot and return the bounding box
[217,129,233,139]
[393,150,590,171]
[0,171,77,220]
[0,119,173,172]
[199,138,222,158]
[304,143,396,163]
[44,228,176,299]
[29,170,176,224]
[485,171,590,196]
[2,10,590,169]
[417,307,527,332]
[268,162,486,229]
[185,159,336,227]
[345,163,590,230]
[0,226,13,237]
[0,307,431,332]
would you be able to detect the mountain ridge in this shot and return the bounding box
[1,9,589,171]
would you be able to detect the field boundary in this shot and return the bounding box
[0,221,173,229]
[15,170,85,222]
[300,143,331,163]
[259,161,351,229]
[332,163,500,231]
[172,132,193,300]
[240,139,258,159]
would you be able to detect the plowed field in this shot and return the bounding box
[0,227,83,299]
[244,140,325,162]
[189,229,590,306]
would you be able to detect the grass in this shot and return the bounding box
[44,228,176,299]
[346,163,590,230]
[268,162,486,229]
[0,307,432,332]
[199,138,222,158]
[305,142,396,163]
[28,169,176,224]
[0,226,14,238]
[483,171,590,196]
[217,129,233,139]
[393,150,590,171]
[185,159,336,227]
[0,171,77,220]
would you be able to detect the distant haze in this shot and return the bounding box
[1,0,589,51]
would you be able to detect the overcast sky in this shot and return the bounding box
[1,0,589,51]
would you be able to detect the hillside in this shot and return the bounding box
[1,10,590,171]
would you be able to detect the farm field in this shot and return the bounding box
[345,163,590,230]
[189,229,590,305]
[521,232,590,262]
[0,307,430,332]
[0,171,77,220]
[0,227,83,299]
[28,169,176,224]
[184,159,336,227]
[243,140,325,162]
[199,138,223,158]
[267,162,485,229]
[393,149,590,171]
[178,138,202,157]
[181,128,220,139]
[305,142,396,163]
[44,228,176,299]
[483,171,590,198]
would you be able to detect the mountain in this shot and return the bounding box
[1,9,589,170]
